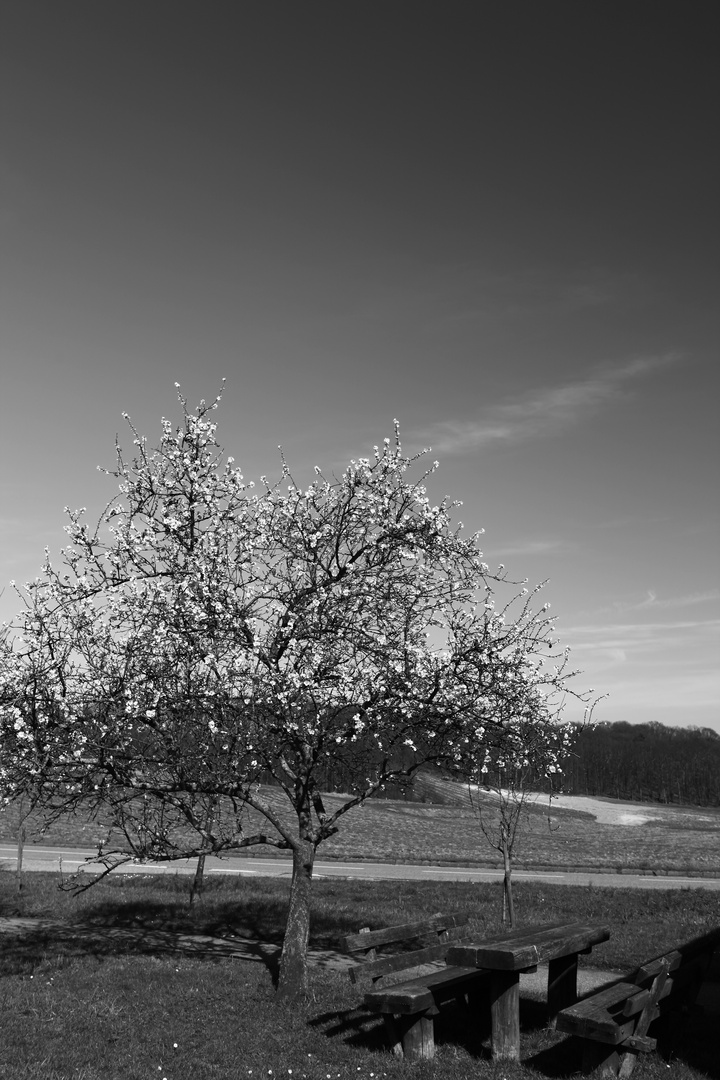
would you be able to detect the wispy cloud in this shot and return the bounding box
[613,589,720,614]
[581,589,720,622]
[559,617,720,668]
[482,538,572,559]
[415,354,679,455]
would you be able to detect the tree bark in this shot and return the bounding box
[16,814,26,892]
[189,853,206,905]
[277,838,315,1001]
[502,838,515,928]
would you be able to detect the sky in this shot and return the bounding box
[1,2,718,732]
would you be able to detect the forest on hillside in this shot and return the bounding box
[359,720,720,808]
[269,720,720,808]
[557,720,720,806]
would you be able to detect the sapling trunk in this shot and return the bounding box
[502,837,515,928]
[189,799,216,905]
[189,854,206,906]
[16,808,26,892]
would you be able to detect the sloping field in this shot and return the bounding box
[2,775,719,876]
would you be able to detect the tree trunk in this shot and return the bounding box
[189,854,206,905]
[502,838,515,928]
[189,799,216,905]
[277,838,315,1001]
[16,807,26,893]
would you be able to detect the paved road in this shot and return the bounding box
[2,844,719,890]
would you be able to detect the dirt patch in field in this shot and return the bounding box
[549,793,720,829]
[549,794,663,825]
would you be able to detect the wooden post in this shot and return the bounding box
[547,953,579,1027]
[490,970,521,1060]
[395,1013,435,1061]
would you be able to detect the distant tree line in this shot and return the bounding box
[280,720,720,808]
[557,721,720,806]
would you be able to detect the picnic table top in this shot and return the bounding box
[447,920,610,971]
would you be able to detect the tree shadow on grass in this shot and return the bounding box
[76,894,287,940]
[67,889,362,950]
[0,920,282,981]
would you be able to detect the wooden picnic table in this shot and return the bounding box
[447,920,610,1061]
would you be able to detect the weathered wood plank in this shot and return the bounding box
[348,925,469,984]
[343,912,469,954]
[364,965,489,1014]
[448,921,610,971]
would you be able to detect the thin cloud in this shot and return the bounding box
[417,354,679,455]
[483,538,572,559]
[560,618,720,665]
[590,589,720,619]
[563,617,720,640]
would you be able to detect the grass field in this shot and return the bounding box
[3,778,720,877]
[1,869,719,1080]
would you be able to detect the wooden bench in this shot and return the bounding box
[343,911,487,1061]
[556,927,720,1077]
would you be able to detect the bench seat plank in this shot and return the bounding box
[365,964,488,1015]
[557,982,647,1043]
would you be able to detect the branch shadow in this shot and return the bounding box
[0,919,281,981]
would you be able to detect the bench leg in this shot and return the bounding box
[580,1038,621,1077]
[490,971,521,1061]
[548,953,579,1027]
[383,1013,435,1061]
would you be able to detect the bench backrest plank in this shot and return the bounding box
[344,912,469,955]
[343,911,471,987]
[633,927,720,983]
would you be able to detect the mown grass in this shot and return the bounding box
[1,870,719,1079]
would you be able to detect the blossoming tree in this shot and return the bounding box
[0,389,594,999]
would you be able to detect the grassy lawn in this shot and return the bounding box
[1,870,718,1079]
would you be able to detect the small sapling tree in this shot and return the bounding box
[463,664,585,926]
[0,388,595,1000]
